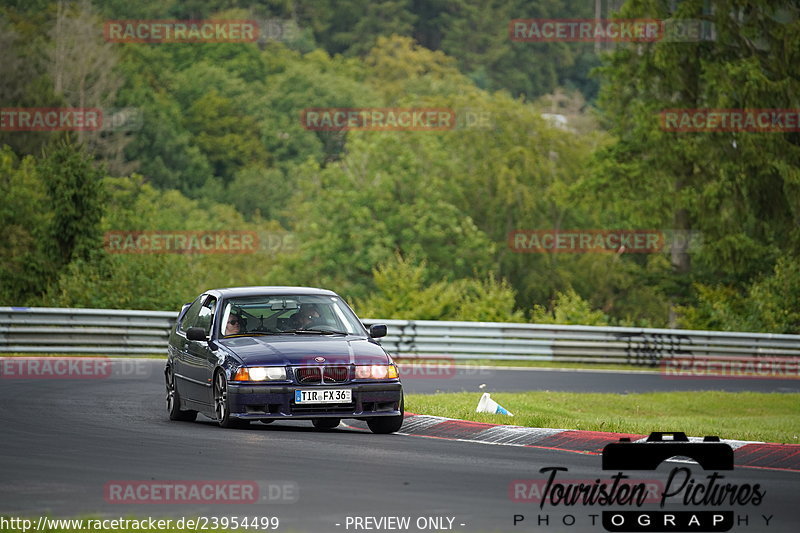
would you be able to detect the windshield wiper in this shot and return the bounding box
[223,333,273,338]
[282,329,349,335]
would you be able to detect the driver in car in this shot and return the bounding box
[289,303,321,330]
[224,313,244,335]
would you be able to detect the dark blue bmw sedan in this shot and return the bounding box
[165,286,404,433]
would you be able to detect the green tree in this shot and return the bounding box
[273,133,497,302]
[45,174,293,310]
[590,0,800,327]
[114,45,214,191]
[0,146,53,303]
[355,254,523,322]
[679,257,800,334]
[38,138,105,265]
[259,47,380,167]
[531,288,609,326]
[184,88,269,181]
[48,0,132,175]
[295,0,416,56]
[0,15,62,156]
[437,0,594,97]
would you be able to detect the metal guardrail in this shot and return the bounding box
[366,319,800,365]
[1,307,799,365]
[0,307,176,354]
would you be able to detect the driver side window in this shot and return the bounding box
[194,297,217,335]
[178,297,203,333]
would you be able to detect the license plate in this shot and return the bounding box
[294,389,352,404]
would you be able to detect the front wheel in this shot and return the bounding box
[366,398,404,434]
[166,366,197,422]
[214,371,247,429]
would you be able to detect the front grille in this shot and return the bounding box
[292,365,350,384]
[323,366,349,383]
[295,367,321,383]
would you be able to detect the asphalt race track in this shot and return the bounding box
[0,359,797,533]
[399,364,800,394]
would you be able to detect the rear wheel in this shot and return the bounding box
[366,398,404,434]
[214,371,248,429]
[166,366,197,422]
[311,418,340,430]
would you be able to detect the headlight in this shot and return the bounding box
[232,366,287,381]
[355,364,398,379]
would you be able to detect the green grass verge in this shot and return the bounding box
[405,391,800,444]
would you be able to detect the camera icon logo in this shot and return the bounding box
[602,432,734,471]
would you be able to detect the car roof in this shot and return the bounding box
[204,286,339,299]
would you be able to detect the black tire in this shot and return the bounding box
[311,418,340,430]
[166,366,197,422]
[260,419,275,425]
[366,398,404,434]
[213,371,248,429]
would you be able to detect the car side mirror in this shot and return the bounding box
[369,324,387,338]
[186,327,208,341]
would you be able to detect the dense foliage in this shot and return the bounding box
[1,0,797,333]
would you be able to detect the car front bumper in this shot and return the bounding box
[227,381,403,420]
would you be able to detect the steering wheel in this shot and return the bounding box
[305,323,338,332]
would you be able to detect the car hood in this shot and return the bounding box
[216,335,391,366]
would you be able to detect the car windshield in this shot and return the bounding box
[219,294,366,337]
